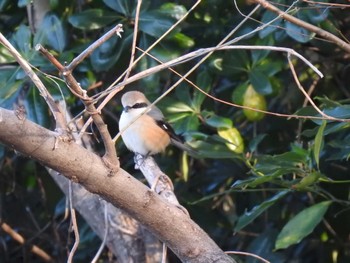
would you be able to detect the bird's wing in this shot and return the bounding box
[155,119,184,143]
[147,105,164,120]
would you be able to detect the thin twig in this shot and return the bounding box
[0,34,67,131]
[112,44,330,143]
[37,44,119,170]
[297,77,320,142]
[67,24,123,71]
[78,0,202,137]
[161,242,167,263]
[89,0,142,141]
[91,200,109,263]
[287,54,337,120]
[225,250,270,263]
[1,222,52,262]
[67,181,80,263]
[254,0,350,53]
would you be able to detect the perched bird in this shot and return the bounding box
[119,91,195,156]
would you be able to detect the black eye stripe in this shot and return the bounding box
[131,102,148,109]
[123,102,148,112]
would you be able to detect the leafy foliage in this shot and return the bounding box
[1,0,350,262]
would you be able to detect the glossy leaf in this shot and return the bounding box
[202,111,232,128]
[181,152,189,182]
[243,84,267,121]
[68,9,118,30]
[10,25,31,58]
[221,50,250,76]
[314,120,326,169]
[305,5,329,24]
[191,140,242,159]
[246,229,286,263]
[24,86,49,127]
[259,11,282,39]
[192,70,212,110]
[171,114,199,134]
[171,32,195,48]
[292,172,321,190]
[103,0,137,15]
[139,11,175,38]
[166,101,193,113]
[217,127,244,154]
[0,0,10,10]
[90,32,131,72]
[248,134,267,152]
[235,190,289,231]
[160,3,187,20]
[285,21,315,43]
[249,69,272,95]
[275,201,332,250]
[41,13,67,52]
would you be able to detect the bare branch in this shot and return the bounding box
[0,107,235,263]
[36,45,119,171]
[67,24,123,71]
[0,33,68,131]
[253,0,350,53]
[1,222,52,262]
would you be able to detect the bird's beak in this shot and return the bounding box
[123,106,131,112]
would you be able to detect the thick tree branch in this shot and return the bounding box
[0,107,235,263]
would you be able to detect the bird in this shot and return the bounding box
[118,91,195,156]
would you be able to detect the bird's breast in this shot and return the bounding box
[119,111,170,155]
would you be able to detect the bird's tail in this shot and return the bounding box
[170,139,198,157]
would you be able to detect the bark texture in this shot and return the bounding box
[0,108,235,263]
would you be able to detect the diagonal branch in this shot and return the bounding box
[36,45,119,171]
[0,33,68,132]
[0,107,235,263]
[254,0,350,53]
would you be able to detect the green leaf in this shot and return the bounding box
[171,32,195,48]
[192,70,212,111]
[235,191,289,231]
[314,120,326,169]
[217,127,244,154]
[249,69,273,95]
[191,140,242,159]
[40,13,67,52]
[139,11,175,38]
[285,21,315,43]
[160,3,187,20]
[165,101,193,113]
[221,50,250,76]
[10,25,31,58]
[169,114,199,135]
[247,229,286,263]
[68,9,118,30]
[103,0,137,16]
[305,5,329,24]
[292,172,321,190]
[202,111,232,128]
[259,11,282,39]
[0,0,10,11]
[181,152,189,182]
[24,86,49,127]
[232,82,249,105]
[90,31,131,72]
[248,134,267,152]
[275,201,332,250]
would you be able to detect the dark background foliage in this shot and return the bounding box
[0,0,350,262]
